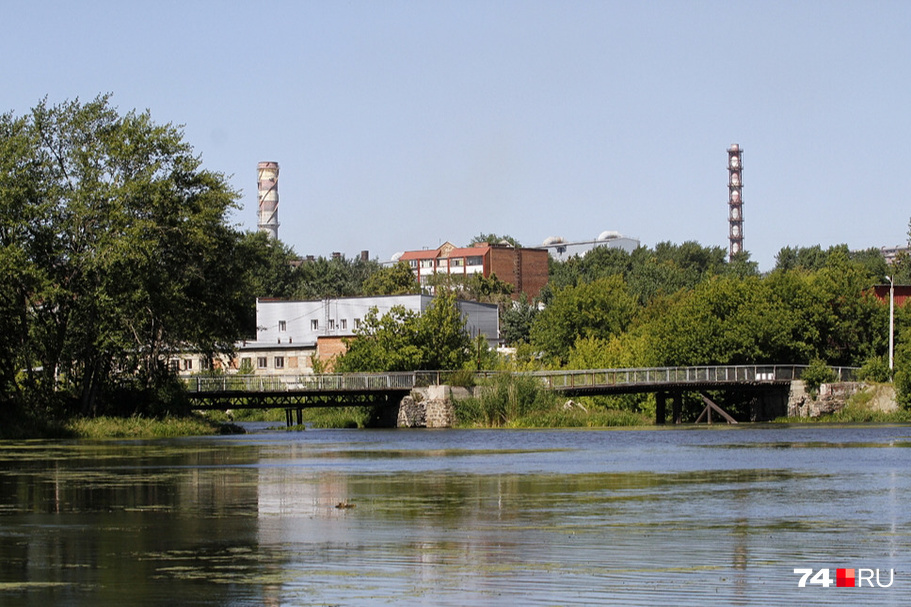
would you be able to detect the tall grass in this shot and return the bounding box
[453,373,652,428]
[454,373,557,427]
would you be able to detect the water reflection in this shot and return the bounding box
[1,426,910,605]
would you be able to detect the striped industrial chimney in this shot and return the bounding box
[727,145,743,261]
[257,161,280,239]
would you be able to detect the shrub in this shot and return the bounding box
[454,373,557,427]
[802,358,837,398]
[856,356,891,383]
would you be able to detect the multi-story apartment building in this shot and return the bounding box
[398,242,549,300]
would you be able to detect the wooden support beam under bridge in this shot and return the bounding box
[694,393,738,424]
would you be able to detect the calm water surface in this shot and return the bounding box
[1,424,909,606]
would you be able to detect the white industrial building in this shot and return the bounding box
[173,294,499,376]
[540,231,640,261]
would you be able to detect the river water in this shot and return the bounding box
[1,424,909,606]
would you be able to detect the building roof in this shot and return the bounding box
[399,249,439,261]
[446,244,491,258]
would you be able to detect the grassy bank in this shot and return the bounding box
[775,407,911,424]
[208,406,376,429]
[64,414,242,438]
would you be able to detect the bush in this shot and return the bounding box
[802,358,837,398]
[895,368,911,410]
[856,356,892,383]
[454,373,557,427]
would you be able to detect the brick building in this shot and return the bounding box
[873,284,911,308]
[399,242,549,300]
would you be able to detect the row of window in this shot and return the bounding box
[241,356,288,370]
[410,256,484,269]
[172,357,288,371]
[276,318,360,332]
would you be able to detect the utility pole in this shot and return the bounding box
[886,275,894,374]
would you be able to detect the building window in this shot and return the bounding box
[340,319,347,330]
[311,319,319,331]
[240,357,252,372]
[420,259,434,268]
[182,359,193,371]
[278,320,287,332]
[466,256,483,266]
[354,318,361,329]
[257,357,268,369]
[170,360,180,372]
[451,258,464,267]
[329,319,336,330]
[409,260,417,268]
[274,356,284,369]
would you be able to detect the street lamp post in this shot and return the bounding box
[886,275,894,373]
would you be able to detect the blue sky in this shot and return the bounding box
[3,1,909,270]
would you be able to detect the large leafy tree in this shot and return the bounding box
[0,96,248,415]
[293,254,381,299]
[642,263,886,368]
[530,275,638,363]
[361,260,420,296]
[239,232,301,301]
[334,291,471,372]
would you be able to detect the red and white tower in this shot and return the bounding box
[727,144,743,261]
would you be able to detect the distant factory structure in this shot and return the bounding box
[257,161,280,239]
[539,231,640,261]
[727,144,744,261]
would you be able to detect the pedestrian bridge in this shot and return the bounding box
[185,363,854,412]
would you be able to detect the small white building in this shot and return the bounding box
[173,294,499,376]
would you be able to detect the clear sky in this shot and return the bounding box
[3,1,909,270]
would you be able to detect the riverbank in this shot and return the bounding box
[0,411,243,440]
[776,382,910,423]
[65,415,245,438]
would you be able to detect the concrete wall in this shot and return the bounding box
[787,381,868,417]
[397,385,458,428]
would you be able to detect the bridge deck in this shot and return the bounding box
[184,364,855,409]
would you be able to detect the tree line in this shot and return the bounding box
[2,96,909,432]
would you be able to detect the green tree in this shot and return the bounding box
[530,275,637,363]
[500,294,539,346]
[362,260,419,295]
[417,291,473,370]
[0,95,248,416]
[334,291,471,372]
[239,232,301,300]
[332,306,424,372]
[648,276,798,366]
[293,254,381,299]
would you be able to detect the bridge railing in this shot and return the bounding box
[185,364,857,394]
[186,372,418,393]
[530,365,856,390]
